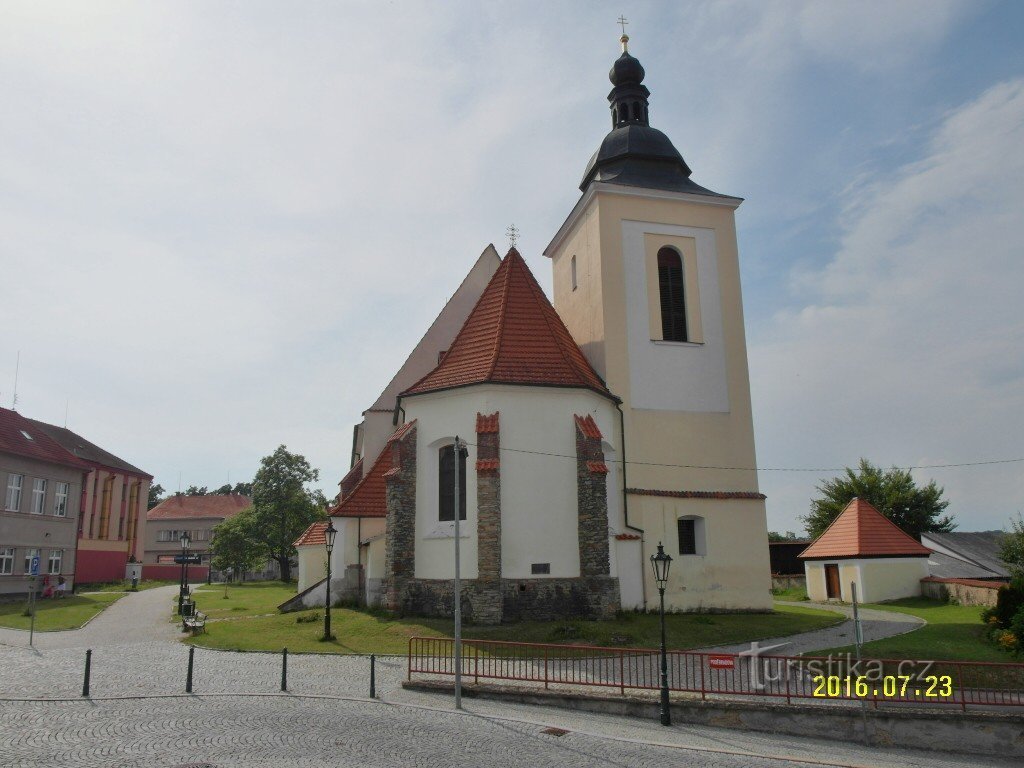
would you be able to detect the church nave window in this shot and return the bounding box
[657,247,688,342]
[438,444,467,521]
[677,516,705,556]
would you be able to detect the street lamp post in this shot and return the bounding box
[650,541,673,726]
[178,532,191,615]
[322,520,337,641]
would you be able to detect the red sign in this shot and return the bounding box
[709,655,735,670]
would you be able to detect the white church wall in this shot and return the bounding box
[614,538,644,609]
[296,545,327,593]
[403,384,618,582]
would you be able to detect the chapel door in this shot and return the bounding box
[824,564,841,599]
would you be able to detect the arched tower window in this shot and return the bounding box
[438,444,467,521]
[657,247,687,342]
[632,101,640,121]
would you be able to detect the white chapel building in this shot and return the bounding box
[310,34,773,622]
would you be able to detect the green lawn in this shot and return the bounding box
[82,579,178,593]
[183,583,842,655]
[771,586,809,601]
[0,592,123,631]
[816,597,1006,662]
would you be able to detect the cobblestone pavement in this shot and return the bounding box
[2,587,1012,768]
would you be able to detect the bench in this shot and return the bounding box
[182,610,207,634]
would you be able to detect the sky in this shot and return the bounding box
[1,0,1022,535]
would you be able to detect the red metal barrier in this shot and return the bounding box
[407,637,1024,710]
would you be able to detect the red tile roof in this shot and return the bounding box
[147,494,252,520]
[401,249,615,400]
[294,520,329,547]
[331,422,416,519]
[799,498,932,560]
[625,488,767,501]
[574,414,603,439]
[586,461,610,474]
[476,458,500,471]
[0,407,91,470]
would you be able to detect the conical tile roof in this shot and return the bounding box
[799,498,931,560]
[401,249,615,400]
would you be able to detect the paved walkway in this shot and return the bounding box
[4,587,1011,768]
[698,600,924,655]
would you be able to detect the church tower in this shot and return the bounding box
[544,32,772,610]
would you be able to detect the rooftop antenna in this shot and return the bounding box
[64,400,69,428]
[11,351,20,410]
[505,223,519,250]
[178,471,182,494]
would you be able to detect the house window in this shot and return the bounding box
[571,255,577,290]
[31,479,47,514]
[192,529,209,542]
[531,563,551,575]
[54,482,69,517]
[24,548,40,574]
[0,548,13,575]
[438,444,467,521]
[47,549,63,574]
[677,516,706,556]
[5,474,23,511]
[657,247,688,342]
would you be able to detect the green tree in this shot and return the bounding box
[803,458,955,540]
[185,485,208,496]
[147,483,165,510]
[209,508,264,577]
[232,481,253,496]
[1000,514,1024,580]
[768,531,804,542]
[249,445,326,581]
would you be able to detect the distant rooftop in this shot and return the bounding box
[148,494,251,520]
[0,407,91,471]
[28,419,151,479]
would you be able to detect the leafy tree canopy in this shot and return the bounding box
[209,508,264,576]
[802,458,955,540]
[185,485,208,496]
[147,483,165,510]
[1000,514,1024,580]
[248,445,327,581]
[768,531,805,542]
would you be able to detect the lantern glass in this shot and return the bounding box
[180,532,191,551]
[650,542,672,588]
[325,520,338,554]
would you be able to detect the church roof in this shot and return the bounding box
[799,498,932,560]
[401,249,616,400]
[330,421,416,519]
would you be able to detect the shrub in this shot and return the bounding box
[990,582,1024,629]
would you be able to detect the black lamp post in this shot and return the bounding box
[178,532,191,615]
[650,541,673,726]
[322,520,337,641]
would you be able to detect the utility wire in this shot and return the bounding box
[454,439,1023,474]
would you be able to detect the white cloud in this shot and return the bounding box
[753,78,1024,533]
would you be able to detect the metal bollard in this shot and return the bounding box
[281,648,288,692]
[370,654,376,699]
[186,646,195,693]
[82,649,92,697]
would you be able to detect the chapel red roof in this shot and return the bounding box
[147,494,252,520]
[799,498,932,560]
[0,407,91,470]
[293,520,328,547]
[401,249,615,400]
[331,422,416,519]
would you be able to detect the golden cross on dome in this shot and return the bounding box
[617,15,628,36]
[506,223,519,250]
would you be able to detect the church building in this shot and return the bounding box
[317,33,773,622]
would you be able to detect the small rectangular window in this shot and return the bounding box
[570,255,578,290]
[438,444,467,522]
[530,563,551,575]
[24,548,40,574]
[54,482,69,517]
[5,474,23,511]
[31,479,47,514]
[678,518,697,555]
[47,549,63,575]
[0,548,13,575]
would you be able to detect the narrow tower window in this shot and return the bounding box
[438,444,467,521]
[657,247,687,342]
[570,255,577,290]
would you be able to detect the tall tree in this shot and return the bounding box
[803,458,955,540]
[1000,514,1024,580]
[185,485,208,496]
[232,481,253,496]
[209,508,264,577]
[768,531,804,542]
[147,483,165,510]
[248,445,326,581]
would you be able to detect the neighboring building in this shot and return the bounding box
[799,498,931,603]
[28,420,152,584]
[144,494,252,581]
[769,541,812,576]
[921,531,1011,581]
[294,521,328,593]
[309,34,773,621]
[0,407,91,597]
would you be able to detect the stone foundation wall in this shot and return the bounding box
[395,575,620,623]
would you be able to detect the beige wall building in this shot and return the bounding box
[144,494,252,580]
[0,407,90,597]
